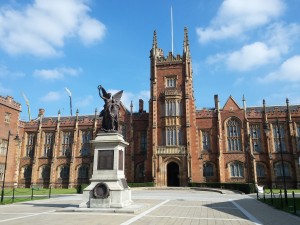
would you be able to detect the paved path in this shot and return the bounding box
[0,188,299,225]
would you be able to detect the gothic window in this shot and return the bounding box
[165,128,183,146]
[23,165,32,179]
[203,163,214,177]
[60,165,70,179]
[61,131,73,156]
[43,133,54,157]
[272,123,286,152]
[227,118,241,151]
[4,112,11,124]
[40,165,50,179]
[274,162,290,177]
[165,100,181,116]
[166,77,176,87]
[256,164,265,177]
[0,140,7,155]
[136,163,145,179]
[250,124,261,152]
[78,165,89,179]
[230,162,244,177]
[0,164,4,181]
[201,130,210,151]
[80,130,91,156]
[140,131,147,153]
[26,133,35,158]
[297,123,300,151]
[122,125,126,140]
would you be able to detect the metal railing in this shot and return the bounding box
[257,189,299,215]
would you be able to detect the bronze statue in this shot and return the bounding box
[98,85,123,132]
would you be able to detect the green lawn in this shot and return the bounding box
[259,197,300,216]
[0,188,77,205]
[264,189,300,194]
[2,188,77,196]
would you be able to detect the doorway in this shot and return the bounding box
[167,162,180,187]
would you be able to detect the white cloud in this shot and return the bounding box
[34,67,82,80]
[207,42,280,71]
[41,91,62,102]
[259,55,300,82]
[196,0,285,43]
[226,42,280,71]
[265,23,300,54]
[0,0,106,57]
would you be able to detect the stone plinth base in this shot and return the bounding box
[79,181,132,208]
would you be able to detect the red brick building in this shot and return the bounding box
[0,96,21,187]
[2,28,300,188]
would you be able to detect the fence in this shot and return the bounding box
[0,187,54,204]
[257,189,299,216]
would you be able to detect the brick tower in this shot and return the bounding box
[149,28,198,187]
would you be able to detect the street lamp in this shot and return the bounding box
[1,131,20,203]
[276,119,288,205]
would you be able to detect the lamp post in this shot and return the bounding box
[276,119,288,205]
[1,131,20,204]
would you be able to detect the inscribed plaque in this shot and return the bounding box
[97,150,114,170]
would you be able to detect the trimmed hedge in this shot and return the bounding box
[189,182,255,194]
[127,182,155,188]
[76,184,90,194]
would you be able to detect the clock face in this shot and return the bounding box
[93,182,110,199]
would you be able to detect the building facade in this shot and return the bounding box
[2,28,300,188]
[0,96,21,187]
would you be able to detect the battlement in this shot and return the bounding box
[0,95,21,111]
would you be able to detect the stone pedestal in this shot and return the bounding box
[79,132,132,208]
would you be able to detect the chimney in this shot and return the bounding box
[139,99,144,113]
[214,95,219,110]
[38,108,45,117]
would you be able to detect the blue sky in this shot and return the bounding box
[1,0,300,121]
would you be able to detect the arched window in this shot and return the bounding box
[230,162,243,177]
[201,130,210,151]
[78,165,89,179]
[250,124,261,152]
[227,118,241,151]
[203,162,214,177]
[40,165,50,179]
[80,130,91,156]
[61,131,73,156]
[136,163,145,179]
[43,132,54,157]
[23,165,32,179]
[0,164,4,181]
[26,133,35,158]
[272,123,286,152]
[256,164,265,177]
[274,162,290,177]
[296,123,300,150]
[60,165,70,179]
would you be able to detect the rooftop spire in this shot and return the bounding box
[152,30,158,49]
[183,27,190,57]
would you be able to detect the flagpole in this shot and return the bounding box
[171,6,174,54]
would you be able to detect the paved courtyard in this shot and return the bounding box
[0,188,299,225]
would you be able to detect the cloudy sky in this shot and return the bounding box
[0,0,299,120]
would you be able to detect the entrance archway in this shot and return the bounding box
[167,162,180,187]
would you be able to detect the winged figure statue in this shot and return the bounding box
[98,85,123,132]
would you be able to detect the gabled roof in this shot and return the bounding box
[222,96,241,110]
